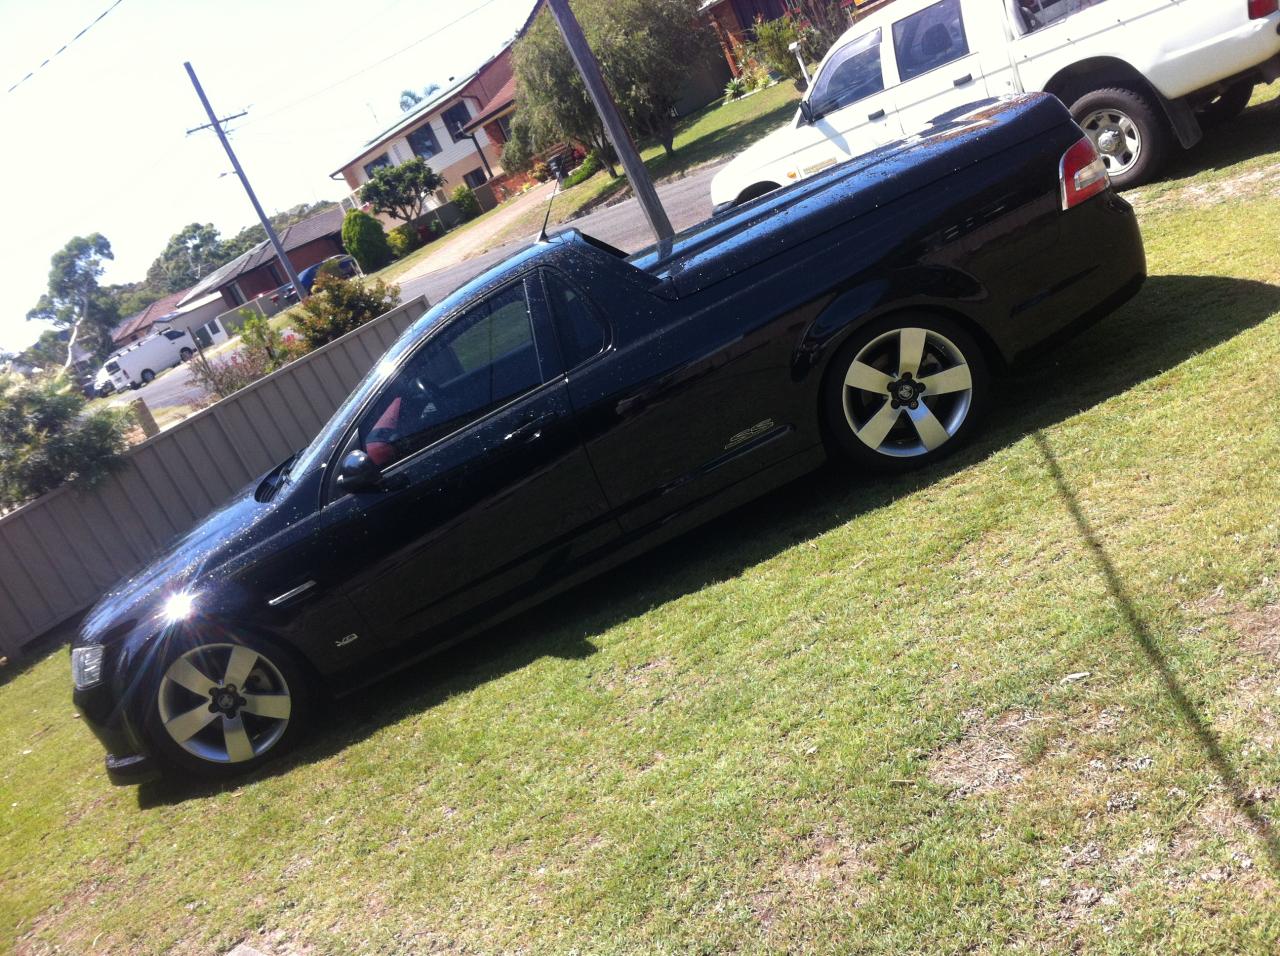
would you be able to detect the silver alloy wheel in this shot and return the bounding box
[1080,108,1142,177]
[157,643,292,764]
[841,327,974,458]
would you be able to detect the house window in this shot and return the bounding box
[228,282,247,306]
[442,102,472,141]
[407,123,441,159]
[363,154,392,179]
[495,114,514,143]
[462,168,488,189]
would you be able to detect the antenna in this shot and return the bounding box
[537,177,562,243]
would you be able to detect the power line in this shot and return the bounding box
[241,0,503,127]
[6,0,127,95]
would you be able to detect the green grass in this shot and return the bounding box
[5,90,1280,955]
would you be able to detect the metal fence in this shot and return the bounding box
[0,296,430,660]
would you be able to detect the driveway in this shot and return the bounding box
[127,164,725,413]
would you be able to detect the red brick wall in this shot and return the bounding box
[215,237,344,306]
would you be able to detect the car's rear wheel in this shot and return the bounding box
[823,314,990,472]
[1198,81,1254,128]
[146,637,311,779]
[140,369,155,384]
[1070,87,1170,190]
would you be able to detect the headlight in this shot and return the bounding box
[71,645,106,690]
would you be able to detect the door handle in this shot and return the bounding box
[868,109,886,121]
[953,73,974,87]
[504,414,551,444]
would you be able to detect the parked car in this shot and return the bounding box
[270,255,364,305]
[106,326,196,390]
[712,0,1280,209]
[72,93,1146,783]
[92,365,116,398]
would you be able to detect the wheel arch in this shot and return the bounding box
[736,181,783,206]
[1042,57,1198,149]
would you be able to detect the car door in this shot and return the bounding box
[792,27,904,179]
[888,0,990,136]
[325,278,618,648]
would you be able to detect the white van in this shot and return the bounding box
[105,327,197,390]
[711,0,1280,208]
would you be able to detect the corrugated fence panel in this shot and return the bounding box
[0,296,428,659]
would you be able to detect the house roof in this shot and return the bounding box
[112,288,191,344]
[463,74,517,133]
[329,0,544,178]
[178,207,344,306]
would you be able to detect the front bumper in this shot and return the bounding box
[73,679,159,786]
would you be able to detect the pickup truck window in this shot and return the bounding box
[1015,0,1108,34]
[893,0,970,83]
[809,28,884,119]
[163,330,185,340]
[357,282,545,467]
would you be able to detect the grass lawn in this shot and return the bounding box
[5,89,1280,954]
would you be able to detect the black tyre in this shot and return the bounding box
[1070,86,1171,190]
[179,347,193,362]
[823,313,990,473]
[140,369,155,384]
[1198,81,1254,128]
[144,633,312,780]
[737,181,781,206]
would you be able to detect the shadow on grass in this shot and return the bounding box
[1033,430,1280,873]
[133,272,1280,808]
[1154,93,1280,185]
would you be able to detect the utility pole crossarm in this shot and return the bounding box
[545,0,674,249]
[183,62,306,300]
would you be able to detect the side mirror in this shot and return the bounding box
[799,99,815,125]
[335,450,382,493]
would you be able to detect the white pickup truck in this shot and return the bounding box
[712,0,1280,208]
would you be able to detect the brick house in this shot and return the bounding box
[177,207,345,311]
[111,289,192,348]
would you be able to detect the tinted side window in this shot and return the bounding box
[810,28,884,118]
[1016,0,1108,34]
[358,283,543,467]
[544,272,606,369]
[893,0,969,83]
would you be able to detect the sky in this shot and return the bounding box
[0,0,538,353]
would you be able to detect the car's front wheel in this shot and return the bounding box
[823,314,990,472]
[146,637,311,779]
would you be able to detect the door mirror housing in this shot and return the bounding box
[336,450,383,493]
[799,99,816,125]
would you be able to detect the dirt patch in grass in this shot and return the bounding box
[751,826,874,929]
[1229,602,1280,660]
[927,709,1040,799]
[1134,161,1280,212]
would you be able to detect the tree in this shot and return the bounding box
[360,158,446,223]
[144,223,225,294]
[341,210,393,273]
[598,0,717,157]
[0,372,131,510]
[26,234,117,370]
[510,6,621,178]
[400,82,442,112]
[293,273,401,350]
[791,0,851,62]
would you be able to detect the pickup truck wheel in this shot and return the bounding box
[179,347,193,362]
[1198,81,1254,128]
[146,636,312,780]
[140,369,156,384]
[1071,87,1169,189]
[823,315,990,473]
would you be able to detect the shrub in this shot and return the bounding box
[238,312,287,371]
[387,223,421,259]
[752,15,804,82]
[340,210,392,273]
[189,348,273,400]
[564,151,602,188]
[0,372,131,510]
[293,273,401,350]
[724,76,746,101]
[740,59,773,92]
[450,185,481,221]
[531,161,552,183]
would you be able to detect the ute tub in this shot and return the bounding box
[631,94,1074,298]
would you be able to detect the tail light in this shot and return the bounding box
[1060,136,1110,210]
[1248,0,1278,19]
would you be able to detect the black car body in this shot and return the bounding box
[72,94,1145,783]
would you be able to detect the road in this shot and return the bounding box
[122,163,723,413]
